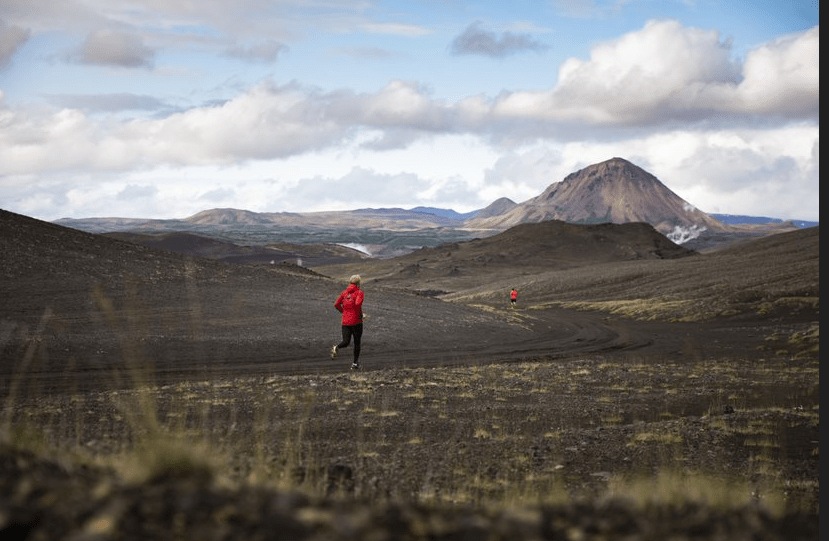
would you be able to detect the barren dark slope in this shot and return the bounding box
[441,225,820,323]
[1,209,542,393]
[314,220,695,294]
[0,209,819,540]
[413,220,694,269]
[1,209,819,397]
[313,221,818,323]
[102,230,366,266]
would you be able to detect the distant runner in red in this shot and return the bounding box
[510,288,518,308]
[331,274,365,370]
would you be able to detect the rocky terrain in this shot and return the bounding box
[0,208,819,540]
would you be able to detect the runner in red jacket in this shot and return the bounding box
[331,274,365,369]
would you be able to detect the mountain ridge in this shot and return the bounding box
[49,157,813,255]
[464,157,729,241]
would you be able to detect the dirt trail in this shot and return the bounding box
[6,302,799,399]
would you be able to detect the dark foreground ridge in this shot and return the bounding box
[0,443,816,541]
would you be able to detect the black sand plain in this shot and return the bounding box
[0,209,820,540]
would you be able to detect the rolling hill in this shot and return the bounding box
[52,157,806,257]
[314,220,697,295]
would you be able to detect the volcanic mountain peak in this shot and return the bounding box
[466,157,728,243]
[551,157,661,195]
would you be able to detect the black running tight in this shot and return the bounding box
[337,324,363,362]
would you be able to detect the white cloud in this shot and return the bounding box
[76,29,154,67]
[120,82,352,164]
[3,123,818,221]
[0,19,30,68]
[348,80,452,131]
[643,125,820,220]
[492,20,818,126]
[736,26,819,116]
[482,146,566,203]
[1,23,816,176]
[0,13,818,223]
[117,183,158,200]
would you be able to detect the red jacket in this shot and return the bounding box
[334,283,364,325]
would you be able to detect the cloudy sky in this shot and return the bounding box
[0,0,819,222]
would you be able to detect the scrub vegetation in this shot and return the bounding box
[2,353,818,540]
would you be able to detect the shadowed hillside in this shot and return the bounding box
[0,208,819,540]
[0,209,541,389]
[439,225,820,323]
[102,231,367,266]
[314,220,818,323]
[315,220,697,294]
